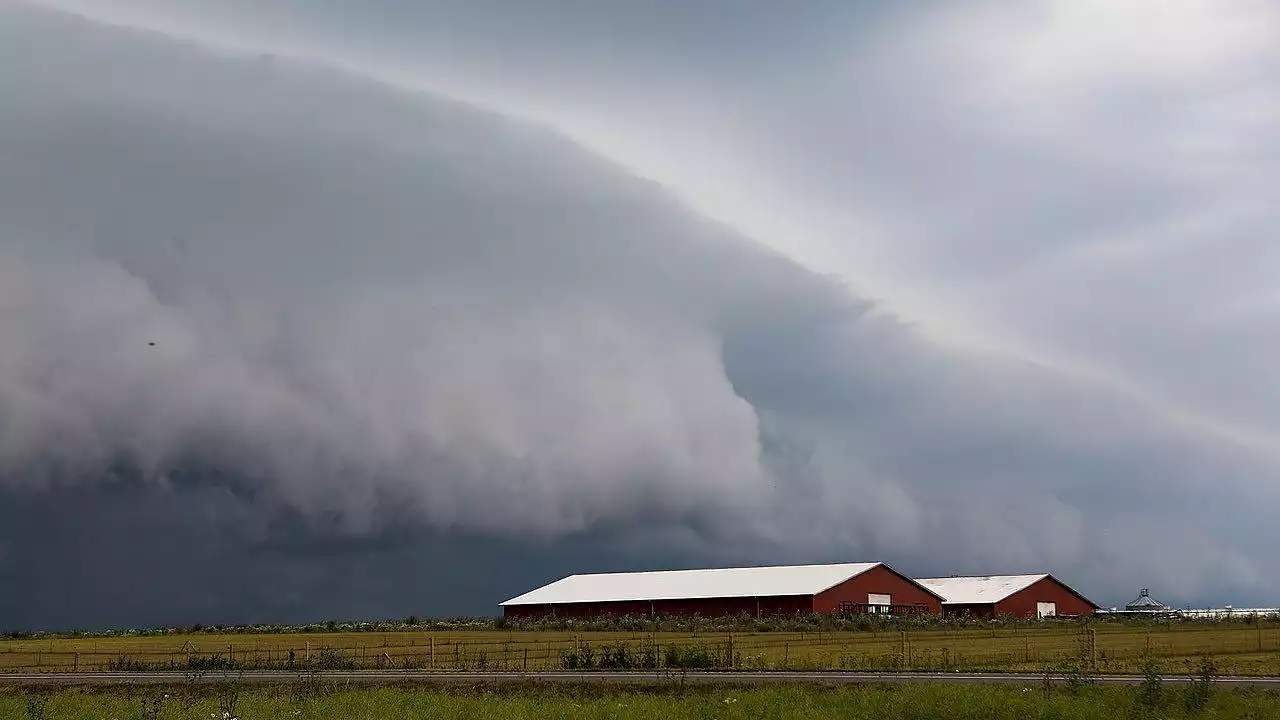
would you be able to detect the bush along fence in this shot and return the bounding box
[23,639,758,673]
[560,640,732,670]
[9,610,1280,641]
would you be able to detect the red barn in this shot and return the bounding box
[914,574,1097,618]
[501,562,944,619]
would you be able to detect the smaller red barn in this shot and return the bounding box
[502,562,944,619]
[914,574,1097,618]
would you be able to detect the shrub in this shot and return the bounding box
[561,643,596,670]
[1136,653,1164,715]
[183,654,243,672]
[1183,655,1215,715]
[106,655,153,671]
[310,648,355,670]
[663,644,718,669]
[598,642,631,669]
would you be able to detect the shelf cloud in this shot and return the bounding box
[2,1,1278,627]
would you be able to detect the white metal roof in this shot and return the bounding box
[913,574,1049,605]
[502,562,884,606]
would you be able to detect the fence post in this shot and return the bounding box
[74,652,79,672]
[1090,628,1098,670]
[430,637,434,670]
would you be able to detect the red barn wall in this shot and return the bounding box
[504,604,556,620]
[813,565,942,615]
[504,594,813,619]
[994,577,1096,618]
[941,603,995,618]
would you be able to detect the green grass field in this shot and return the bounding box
[5,682,1280,720]
[4,623,1280,675]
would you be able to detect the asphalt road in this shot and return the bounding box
[3,670,1280,687]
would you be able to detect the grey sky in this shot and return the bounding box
[1,1,1277,628]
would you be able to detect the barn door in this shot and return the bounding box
[868,594,892,614]
[1037,602,1057,618]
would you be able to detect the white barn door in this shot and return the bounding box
[1037,602,1057,618]
[868,594,892,613]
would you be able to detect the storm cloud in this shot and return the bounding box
[1,1,1278,628]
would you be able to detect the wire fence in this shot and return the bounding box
[3,625,1278,674]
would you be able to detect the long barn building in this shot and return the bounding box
[501,562,945,619]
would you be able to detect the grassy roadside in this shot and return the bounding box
[6,682,1280,720]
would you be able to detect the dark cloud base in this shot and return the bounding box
[0,483,686,630]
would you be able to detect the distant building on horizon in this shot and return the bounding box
[1125,588,1170,612]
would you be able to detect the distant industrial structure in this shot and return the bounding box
[914,574,1098,618]
[1093,588,1280,618]
[501,562,1096,619]
[1125,588,1169,612]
